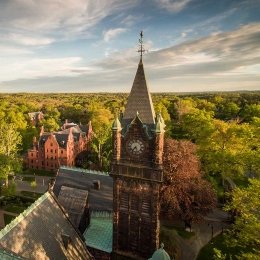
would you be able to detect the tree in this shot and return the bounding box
[161,139,217,226]
[88,106,113,170]
[41,105,60,131]
[0,121,22,189]
[223,179,260,259]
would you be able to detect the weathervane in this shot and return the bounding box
[138,30,147,60]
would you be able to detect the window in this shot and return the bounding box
[61,150,63,154]
[131,195,139,212]
[51,149,53,153]
[31,159,33,163]
[120,193,129,210]
[50,143,53,146]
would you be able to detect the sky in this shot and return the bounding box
[0,0,260,93]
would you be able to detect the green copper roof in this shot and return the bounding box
[60,166,109,176]
[112,116,122,131]
[155,113,166,133]
[0,249,24,259]
[0,192,49,240]
[83,211,113,253]
[149,243,171,260]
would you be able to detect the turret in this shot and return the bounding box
[154,113,165,166]
[149,243,171,260]
[112,116,122,161]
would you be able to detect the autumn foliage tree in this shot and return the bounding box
[161,138,217,226]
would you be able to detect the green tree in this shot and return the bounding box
[88,106,113,170]
[41,105,60,131]
[224,179,260,259]
[0,121,22,189]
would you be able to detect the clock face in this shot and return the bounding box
[127,139,145,155]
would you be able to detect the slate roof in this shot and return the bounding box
[53,167,113,211]
[0,249,24,260]
[58,186,88,228]
[123,59,155,125]
[0,192,93,260]
[39,128,84,148]
[83,211,113,253]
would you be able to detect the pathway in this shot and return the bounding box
[177,208,230,260]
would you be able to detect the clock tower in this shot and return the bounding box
[110,32,165,259]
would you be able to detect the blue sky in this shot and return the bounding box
[0,0,259,93]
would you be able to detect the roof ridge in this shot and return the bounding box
[0,192,50,240]
[59,166,109,176]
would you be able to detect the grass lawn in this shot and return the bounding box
[4,204,26,214]
[196,233,240,260]
[160,221,194,259]
[21,168,56,177]
[20,191,42,199]
[161,220,195,239]
[4,214,16,225]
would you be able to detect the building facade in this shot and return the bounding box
[26,121,92,171]
[110,36,165,259]
[28,111,44,126]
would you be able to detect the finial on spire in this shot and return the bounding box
[138,30,146,60]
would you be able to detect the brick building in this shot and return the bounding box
[26,121,92,171]
[28,111,44,126]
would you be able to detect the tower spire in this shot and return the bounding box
[123,31,155,125]
[138,30,146,61]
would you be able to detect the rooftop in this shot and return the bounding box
[83,211,113,253]
[57,186,89,229]
[123,59,155,126]
[53,166,113,211]
[0,192,92,260]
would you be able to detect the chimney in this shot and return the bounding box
[33,136,37,148]
[93,180,101,190]
[61,234,71,250]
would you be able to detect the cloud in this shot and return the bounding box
[155,0,192,13]
[103,28,127,42]
[88,23,260,91]
[0,57,82,82]
[146,23,260,74]
[5,33,54,46]
[0,0,139,42]
[1,23,260,92]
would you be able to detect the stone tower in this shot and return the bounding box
[110,33,165,259]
